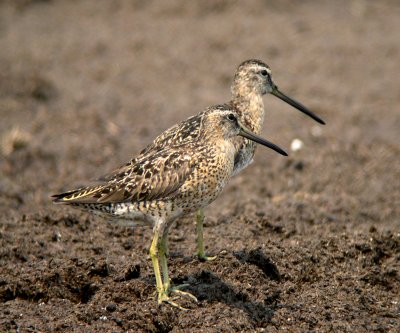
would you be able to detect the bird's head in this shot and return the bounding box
[202,105,288,156]
[232,59,325,125]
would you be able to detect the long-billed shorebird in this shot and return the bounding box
[141,60,325,260]
[52,105,287,309]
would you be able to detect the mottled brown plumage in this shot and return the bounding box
[52,59,324,308]
[139,59,325,260]
[52,104,287,309]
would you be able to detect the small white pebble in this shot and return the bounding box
[290,139,304,152]
[99,316,108,321]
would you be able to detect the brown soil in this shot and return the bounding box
[0,1,399,332]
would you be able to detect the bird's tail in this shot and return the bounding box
[51,184,105,204]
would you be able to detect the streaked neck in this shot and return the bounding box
[232,92,265,134]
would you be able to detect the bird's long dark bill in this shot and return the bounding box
[239,127,288,156]
[271,88,326,125]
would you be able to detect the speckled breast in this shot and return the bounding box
[176,141,236,212]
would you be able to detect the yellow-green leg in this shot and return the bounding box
[150,230,180,308]
[159,233,171,291]
[196,208,217,261]
[160,232,198,306]
[149,231,165,302]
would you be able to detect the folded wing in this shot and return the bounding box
[52,148,195,204]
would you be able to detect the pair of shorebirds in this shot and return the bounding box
[52,60,325,309]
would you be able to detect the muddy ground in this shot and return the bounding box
[0,0,399,332]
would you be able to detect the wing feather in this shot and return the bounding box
[52,148,194,204]
[140,113,203,155]
[52,109,214,205]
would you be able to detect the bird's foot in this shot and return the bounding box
[158,292,190,311]
[157,284,198,310]
[197,252,217,262]
[169,284,198,302]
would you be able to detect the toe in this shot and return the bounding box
[170,288,198,303]
[198,254,218,262]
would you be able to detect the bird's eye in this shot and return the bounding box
[260,70,268,76]
[227,113,236,122]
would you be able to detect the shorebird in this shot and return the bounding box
[142,60,325,260]
[52,105,287,309]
